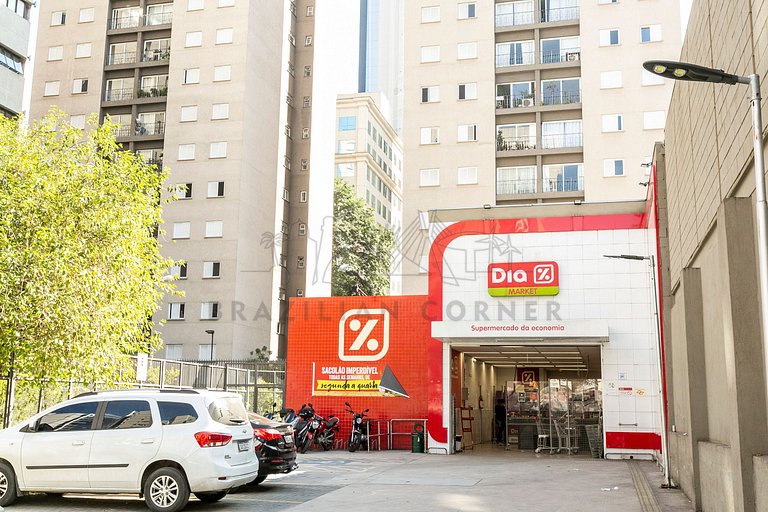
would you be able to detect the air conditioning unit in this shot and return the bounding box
[566,52,580,62]
[521,98,535,107]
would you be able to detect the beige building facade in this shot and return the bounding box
[1,0,32,116]
[401,0,681,294]
[656,1,768,511]
[30,0,331,360]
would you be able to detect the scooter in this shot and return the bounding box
[314,414,340,451]
[344,402,369,452]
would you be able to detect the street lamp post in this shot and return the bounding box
[205,329,215,361]
[604,254,673,488]
[643,60,768,418]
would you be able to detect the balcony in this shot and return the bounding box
[496,94,535,109]
[106,51,137,66]
[495,10,535,27]
[541,90,581,106]
[104,88,134,102]
[141,49,170,62]
[496,178,537,195]
[496,137,536,151]
[541,49,581,64]
[112,126,132,138]
[541,132,582,149]
[110,12,172,30]
[495,50,535,68]
[543,176,583,193]
[495,5,579,28]
[136,121,165,136]
[143,12,173,26]
[542,5,579,23]
[137,86,168,98]
[110,15,141,30]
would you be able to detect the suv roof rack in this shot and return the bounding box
[73,389,202,399]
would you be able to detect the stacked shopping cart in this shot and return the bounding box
[584,424,603,458]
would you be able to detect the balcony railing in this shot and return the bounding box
[496,137,536,151]
[104,88,134,101]
[107,51,137,65]
[541,49,581,64]
[495,6,579,27]
[542,5,579,23]
[495,10,535,27]
[496,94,535,109]
[142,49,171,62]
[144,12,173,26]
[541,132,583,149]
[137,86,168,98]
[541,90,581,106]
[110,15,141,30]
[495,50,535,68]
[497,178,537,195]
[543,176,583,193]
[136,120,165,136]
[112,126,132,138]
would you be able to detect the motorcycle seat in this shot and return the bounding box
[325,417,339,428]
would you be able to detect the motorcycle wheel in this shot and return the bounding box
[348,432,361,452]
[300,434,312,454]
[320,431,334,451]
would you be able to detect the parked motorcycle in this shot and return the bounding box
[294,403,318,454]
[344,402,369,452]
[314,414,340,451]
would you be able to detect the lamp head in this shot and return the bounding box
[643,60,742,85]
[205,329,214,335]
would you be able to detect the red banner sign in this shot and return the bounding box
[487,262,560,297]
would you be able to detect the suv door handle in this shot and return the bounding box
[141,438,155,444]
[72,440,85,446]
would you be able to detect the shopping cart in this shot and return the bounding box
[553,415,579,454]
[534,418,555,454]
[584,424,603,458]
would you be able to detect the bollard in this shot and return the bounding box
[411,423,425,453]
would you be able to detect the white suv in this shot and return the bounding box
[0,389,259,511]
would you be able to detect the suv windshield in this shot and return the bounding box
[208,396,248,426]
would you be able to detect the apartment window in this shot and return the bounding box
[458,2,477,19]
[337,140,355,154]
[603,159,625,177]
[168,303,185,320]
[540,36,580,64]
[301,127,310,139]
[497,166,536,194]
[298,223,306,236]
[69,115,86,130]
[198,344,216,360]
[43,81,60,96]
[458,83,477,100]
[421,86,440,103]
[495,0,534,26]
[180,105,198,122]
[78,7,94,23]
[542,120,582,149]
[283,189,290,201]
[598,0,619,3]
[643,111,666,130]
[457,124,478,142]
[420,127,440,145]
[205,221,223,238]
[216,28,234,45]
[172,222,191,239]
[304,65,312,77]
[495,40,534,67]
[457,42,477,60]
[200,302,220,320]
[183,68,200,84]
[208,141,227,159]
[600,71,622,89]
[187,0,204,10]
[175,183,192,199]
[496,123,536,150]
[170,263,188,279]
[207,181,225,197]
[185,31,203,47]
[306,5,314,16]
[301,159,309,171]
[599,29,620,46]
[336,163,355,177]
[51,10,66,25]
[178,144,196,160]
[72,79,88,94]
[47,46,63,61]
[203,261,221,278]
[420,168,440,187]
[458,166,478,185]
[211,103,229,119]
[165,344,183,360]
[642,69,666,86]
[421,6,440,23]
[296,256,306,269]
[641,24,662,43]
[213,65,231,81]
[305,35,313,46]
[218,0,234,6]
[420,46,440,63]
[602,114,624,132]
[541,77,580,105]
[302,96,311,107]
[75,43,92,59]
[543,163,583,192]
[300,191,308,202]
[338,116,356,131]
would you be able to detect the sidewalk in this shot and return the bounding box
[277,444,695,512]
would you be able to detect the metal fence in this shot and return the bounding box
[0,356,286,428]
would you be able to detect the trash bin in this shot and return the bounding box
[411,424,425,453]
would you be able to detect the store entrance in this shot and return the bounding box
[453,343,603,457]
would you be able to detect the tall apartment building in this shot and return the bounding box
[402,0,681,294]
[1,0,32,116]
[335,92,404,294]
[30,0,331,360]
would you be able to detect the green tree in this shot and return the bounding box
[331,178,394,296]
[0,110,177,386]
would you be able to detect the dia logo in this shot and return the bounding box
[338,309,390,361]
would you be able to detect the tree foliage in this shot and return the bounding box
[331,178,394,296]
[0,110,176,384]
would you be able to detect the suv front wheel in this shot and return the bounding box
[144,467,190,512]
[0,462,17,507]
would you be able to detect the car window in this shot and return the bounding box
[208,396,248,426]
[101,400,153,429]
[36,402,99,432]
[158,401,198,425]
